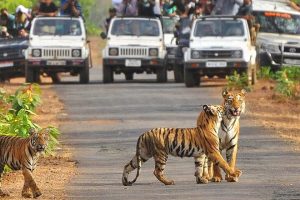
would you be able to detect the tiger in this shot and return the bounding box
[0,128,49,198]
[122,105,242,186]
[197,89,246,183]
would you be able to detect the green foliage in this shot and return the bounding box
[0,0,35,12]
[258,66,274,80]
[0,84,60,154]
[226,71,251,91]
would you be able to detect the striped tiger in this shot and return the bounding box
[122,105,242,186]
[0,128,49,198]
[197,89,246,183]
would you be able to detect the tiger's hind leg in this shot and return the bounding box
[0,165,9,197]
[153,155,174,185]
[122,155,149,186]
[194,154,208,184]
[22,169,42,198]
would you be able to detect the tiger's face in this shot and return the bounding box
[29,128,50,152]
[203,105,224,120]
[222,89,246,117]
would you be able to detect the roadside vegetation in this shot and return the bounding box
[0,84,60,155]
[226,67,300,100]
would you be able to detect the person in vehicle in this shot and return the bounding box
[212,0,243,15]
[118,0,138,16]
[0,8,16,36]
[60,0,82,17]
[18,28,29,38]
[162,0,177,17]
[69,23,81,35]
[105,8,117,33]
[200,23,214,36]
[138,0,155,17]
[1,26,13,39]
[15,5,32,31]
[225,25,243,36]
[38,0,58,17]
[191,3,203,20]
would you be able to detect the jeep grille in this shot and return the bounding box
[43,49,71,58]
[0,48,22,61]
[201,50,235,59]
[119,47,148,57]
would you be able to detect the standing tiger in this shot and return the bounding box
[0,128,49,198]
[197,89,246,183]
[122,105,242,186]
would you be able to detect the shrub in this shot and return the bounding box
[274,68,300,99]
[226,71,251,91]
[0,84,60,154]
[258,66,274,80]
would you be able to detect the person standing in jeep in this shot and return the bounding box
[60,0,82,17]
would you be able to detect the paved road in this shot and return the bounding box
[55,68,300,200]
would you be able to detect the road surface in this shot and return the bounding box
[55,69,300,200]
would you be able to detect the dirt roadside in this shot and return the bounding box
[247,80,300,149]
[0,81,77,200]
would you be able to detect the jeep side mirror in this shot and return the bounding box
[100,32,107,39]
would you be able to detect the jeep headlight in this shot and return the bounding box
[231,50,243,58]
[191,50,201,59]
[32,49,41,57]
[261,43,280,53]
[149,48,159,56]
[109,48,118,56]
[72,49,82,57]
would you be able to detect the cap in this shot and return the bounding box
[16,5,29,14]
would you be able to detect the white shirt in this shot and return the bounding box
[153,0,161,15]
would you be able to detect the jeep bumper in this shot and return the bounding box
[103,58,165,69]
[27,59,86,72]
[260,52,300,70]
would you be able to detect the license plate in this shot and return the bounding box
[0,61,13,68]
[46,60,66,66]
[125,59,141,67]
[206,61,227,67]
[284,59,300,65]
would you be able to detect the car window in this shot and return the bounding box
[111,19,160,37]
[162,18,177,34]
[194,20,245,37]
[253,11,300,35]
[33,19,82,36]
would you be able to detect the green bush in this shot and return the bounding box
[274,68,300,99]
[258,66,274,80]
[0,84,60,154]
[226,71,251,91]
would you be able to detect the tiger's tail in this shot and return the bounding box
[123,136,143,186]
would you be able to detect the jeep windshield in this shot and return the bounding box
[33,19,82,36]
[253,11,300,35]
[162,17,177,34]
[194,20,245,37]
[111,19,160,37]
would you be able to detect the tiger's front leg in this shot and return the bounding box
[225,144,239,182]
[0,165,9,197]
[153,155,174,185]
[22,169,42,198]
[194,154,208,184]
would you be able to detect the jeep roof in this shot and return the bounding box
[252,0,300,15]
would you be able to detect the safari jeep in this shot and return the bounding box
[25,16,90,83]
[184,16,257,87]
[101,17,167,83]
[253,0,300,70]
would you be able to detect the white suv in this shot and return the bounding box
[184,16,257,87]
[101,17,167,83]
[26,16,90,83]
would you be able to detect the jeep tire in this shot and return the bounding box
[156,66,167,83]
[174,64,184,83]
[184,68,200,87]
[25,63,39,83]
[103,64,114,83]
[80,59,90,84]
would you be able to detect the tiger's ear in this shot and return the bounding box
[203,105,213,115]
[203,105,209,112]
[29,128,37,136]
[222,88,228,98]
[240,89,246,96]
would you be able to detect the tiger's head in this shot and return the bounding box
[222,89,246,117]
[29,128,50,152]
[202,104,224,121]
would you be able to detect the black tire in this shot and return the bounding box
[156,66,167,83]
[184,68,199,87]
[174,64,184,83]
[103,64,113,83]
[80,60,90,84]
[50,73,61,84]
[25,64,39,83]
[125,73,134,81]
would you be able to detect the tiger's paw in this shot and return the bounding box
[122,176,132,186]
[196,177,209,184]
[226,175,239,182]
[231,169,242,178]
[33,189,42,198]
[163,179,175,185]
[0,189,10,197]
[211,176,222,183]
[22,191,32,198]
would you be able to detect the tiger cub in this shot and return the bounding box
[122,105,241,186]
[0,128,49,198]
